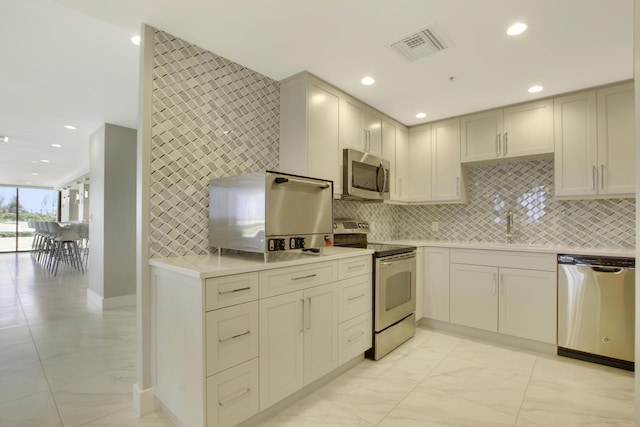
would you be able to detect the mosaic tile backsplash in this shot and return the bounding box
[336,159,635,249]
[146,29,633,255]
[149,30,279,258]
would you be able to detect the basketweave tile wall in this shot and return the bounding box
[338,159,635,248]
[149,30,279,258]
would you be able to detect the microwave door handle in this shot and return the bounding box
[378,162,388,197]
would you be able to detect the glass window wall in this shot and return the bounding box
[0,186,59,253]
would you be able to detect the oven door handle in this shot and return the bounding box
[379,254,416,266]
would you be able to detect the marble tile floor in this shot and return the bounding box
[1,252,634,426]
[0,252,174,427]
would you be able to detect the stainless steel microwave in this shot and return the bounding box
[342,149,390,201]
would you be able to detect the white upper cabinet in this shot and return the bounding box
[408,125,432,202]
[597,83,635,196]
[339,96,383,156]
[553,91,598,197]
[555,82,635,199]
[407,120,466,204]
[461,100,554,163]
[382,119,397,200]
[279,73,341,197]
[393,125,409,202]
[431,118,465,202]
[460,109,503,162]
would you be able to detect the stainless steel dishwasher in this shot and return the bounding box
[557,254,635,371]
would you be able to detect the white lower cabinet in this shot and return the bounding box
[498,268,556,344]
[450,263,498,331]
[448,249,557,344]
[422,247,450,322]
[206,301,259,376]
[338,311,372,365]
[206,358,259,427]
[259,282,338,410]
[152,255,373,427]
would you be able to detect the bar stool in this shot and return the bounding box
[47,222,84,275]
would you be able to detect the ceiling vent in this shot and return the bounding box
[390,26,452,62]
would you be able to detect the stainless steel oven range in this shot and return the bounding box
[333,219,416,360]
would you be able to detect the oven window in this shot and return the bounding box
[386,271,412,310]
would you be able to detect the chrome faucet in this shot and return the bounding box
[506,210,514,243]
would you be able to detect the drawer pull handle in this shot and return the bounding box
[347,331,365,343]
[218,286,251,295]
[292,273,317,281]
[218,388,250,407]
[347,293,366,301]
[218,330,251,343]
[347,264,366,269]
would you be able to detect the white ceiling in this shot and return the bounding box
[0,0,634,189]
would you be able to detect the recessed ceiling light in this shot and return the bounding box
[25,181,31,185]
[31,173,39,176]
[0,135,8,142]
[51,144,62,148]
[131,35,141,46]
[416,112,427,119]
[507,22,527,36]
[41,160,50,163]
[361,76,375,86]
[64,125,77,130]
[528,85,544,93]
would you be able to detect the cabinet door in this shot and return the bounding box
[259,291,304,409]
[394,126,409,201]
[597,83,635,196]
[498,268,556,344]
[554,91,598,197]
[408,124,432,202]
[431,118,463,202]
[340,97,366,151]
[304,283,338,384]
[503,99,554,158]
[382,120,396,198]
[307,80,341,196]
[450,264,498,332]
[364,109,383,155]
[422,248,450,322]
[460,109,503,162]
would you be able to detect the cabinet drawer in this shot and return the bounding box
[338,275,372,322]
[205,273,259,311]
[338,311,372,365]
[206,358,259,427]
[450,249,556,271]
[206,301,259,376]
[259,261,337,298]
[338,255,372,280]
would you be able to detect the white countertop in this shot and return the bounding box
[149,246,374,279]
[382,240,635,258]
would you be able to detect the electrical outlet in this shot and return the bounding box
[431,221,439,232]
